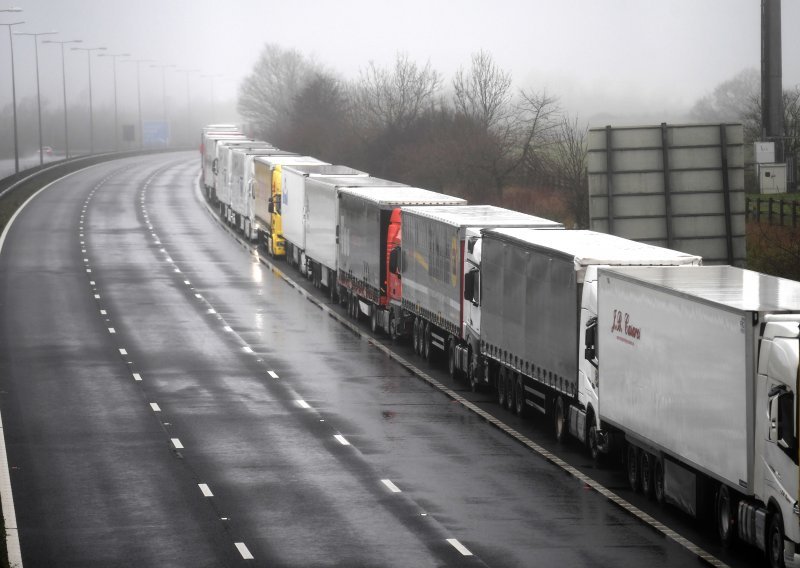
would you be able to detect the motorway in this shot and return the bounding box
[0,152,762,567]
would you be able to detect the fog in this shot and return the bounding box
[1,0,799,152]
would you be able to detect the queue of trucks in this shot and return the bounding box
[200,124,800,568]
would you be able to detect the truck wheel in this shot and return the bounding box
[468,351,479,392]
[497,368,507,408]
[627,444,640,492]
[767,511,786,568]
[370,306,378,334]
[423,323,431,362]
[412,319,420,354]
[505,373,515,411]
[587,416,600,463]
[514,375,525,416]
[654,459,665,504]
[640,452,655,498]
[389,313,398,342]
[553,396,566,442]
[716,485,736,547]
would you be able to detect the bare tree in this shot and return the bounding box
[237,44,318,141]
[451,51,560,201]
[350,53,442,133]
[543,114,589,228]
[286,72,351,162]
[453,50,513,130]
[689,68,761,141]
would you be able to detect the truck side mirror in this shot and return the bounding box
[389,247,400,274]
[464,270,475,302]
[268,198,274,214]
[584,317,598,363]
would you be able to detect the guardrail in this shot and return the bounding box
[745,196,800,227]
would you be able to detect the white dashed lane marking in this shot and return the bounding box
[334,435,350,446]
[198,484,213,497]
[381,479,401,493]
[132,373,142,381]
[267,371,278,379]
[235,542,254,560]
[149,403,161,412]
[171,438,183,450]
[446,539,473,556]
[118,348,127,356]
[295,400,311,409]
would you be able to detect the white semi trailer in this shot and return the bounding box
[593,265,800,568]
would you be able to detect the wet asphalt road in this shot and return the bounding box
[0,152,762,567]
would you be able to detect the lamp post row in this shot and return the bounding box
[1,8,218,162]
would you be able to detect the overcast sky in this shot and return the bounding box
[0,0,798,127]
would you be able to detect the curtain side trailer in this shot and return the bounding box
[479,228,701,444]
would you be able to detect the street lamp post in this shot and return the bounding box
[42,38,82,159]
[151,63,175,146]
[72,46,106,154]
[15,30,58,166]
[99,52,130,151]
[123,59,154,149]
[0,17,24,173]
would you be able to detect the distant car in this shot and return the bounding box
[40,146,53,157]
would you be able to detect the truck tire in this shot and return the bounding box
[586,411,600,463]
[640,452,655,498]
[627,444,640,492]
[553,396,566,442]
[448,339,457,379]
[423,323,431,362]
[514,375,525,416]
[497,368,507,408]
[412,318,420,354]
[654,459,665,504]
[389,313,398,342]
[468,350,479,392]
[370,306,378,334]
[767,511,786,568]
[716,485,736,547]
[506,373,517,412]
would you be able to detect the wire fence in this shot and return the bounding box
[745,196,800,227]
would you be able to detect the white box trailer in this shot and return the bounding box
[478,229,700,443]
[595,265,800,562]
[228,148,295,239]
[337,187,465,323]
[281,165,367,271]
[201,133,247,196]
[303,176,406,294]
[252,155,328,256]
[215,141,273,214]
[395,205,562,360]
